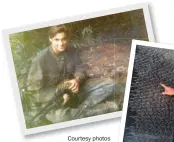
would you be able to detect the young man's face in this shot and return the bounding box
[49,32,68,54]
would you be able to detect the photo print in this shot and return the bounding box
[119,40,174,142]
[3,3,154,135]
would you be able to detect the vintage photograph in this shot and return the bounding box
[119,40,174,142]
[4,4,154,134]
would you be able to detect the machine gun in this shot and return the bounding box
[27,81,78,128]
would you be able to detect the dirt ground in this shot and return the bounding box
[80,42,130,82]
[79,41,131,109]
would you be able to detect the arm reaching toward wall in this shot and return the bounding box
[160,83,174,96]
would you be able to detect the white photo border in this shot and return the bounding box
[3,3,155,135]
[118,40,174,142]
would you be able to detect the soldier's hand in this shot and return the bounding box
[65,79,79,93]
[62,93,70,105]
[160,83,174,96]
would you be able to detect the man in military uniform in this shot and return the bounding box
[26,25,118,127]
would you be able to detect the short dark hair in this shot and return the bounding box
[48,25,69,38]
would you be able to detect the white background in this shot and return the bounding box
[0,0,174,142]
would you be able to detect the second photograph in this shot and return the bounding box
[119,40,174,142]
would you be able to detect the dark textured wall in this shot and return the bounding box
[124,45,174,142]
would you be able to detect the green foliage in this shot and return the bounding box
[81,25,93,39]
[71,26,95,49]
[9,29,49,89]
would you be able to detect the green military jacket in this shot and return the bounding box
[27,45,86,103]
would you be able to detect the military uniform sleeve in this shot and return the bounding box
[27,59,56,103]
[27,58,43,91]
[73,50,88,84]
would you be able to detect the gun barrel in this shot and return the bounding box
[28,81,73,127]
